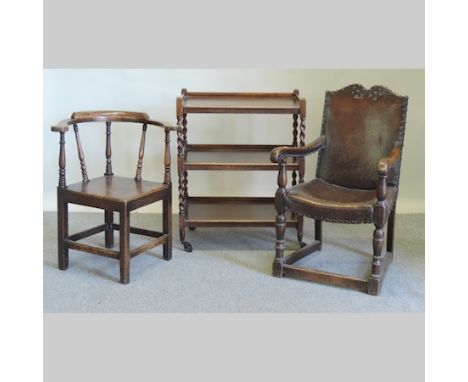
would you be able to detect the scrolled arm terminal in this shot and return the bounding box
[51,119,74,133]
[146,119,180,131]
[378,146,401,175]
[375,146,402,203]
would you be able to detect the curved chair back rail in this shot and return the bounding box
[51,110,178,132]
[51,111,179,187]
[316,85,408,189]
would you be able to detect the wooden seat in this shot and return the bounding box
[271,85,409,295]
[65,176,169,210]
[51,111,179,284]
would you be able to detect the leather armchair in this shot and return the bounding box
[271,84,409,295]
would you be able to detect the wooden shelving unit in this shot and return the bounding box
[176,89,306,252]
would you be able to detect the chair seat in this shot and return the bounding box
[64,176,169,206]
[285,178,397,223]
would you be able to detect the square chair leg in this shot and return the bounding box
[119,209,130,284]
[57,194,69,270]
[163,189,172,260]
[104,210,114,248]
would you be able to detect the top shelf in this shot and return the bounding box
[177,90,305,115]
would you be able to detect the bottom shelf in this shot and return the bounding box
[185,196,298,227]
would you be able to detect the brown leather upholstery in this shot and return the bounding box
[317,85,407,189]
[285,179,397,223]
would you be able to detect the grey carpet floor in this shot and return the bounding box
[43,212,424,313]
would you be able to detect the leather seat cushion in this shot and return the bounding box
[285,179,397,223]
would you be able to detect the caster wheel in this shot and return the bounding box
[189,226,196,231]
[299,241,306,248]
[183,241,193,252]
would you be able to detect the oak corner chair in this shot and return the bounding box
[51,111,180,284]
[271,84,409,295]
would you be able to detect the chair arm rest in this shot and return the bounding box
[145,119,181,131]
[51,119,73,133]
[375,146,402,205]
[378,146,401,175]
[270,136,326,163]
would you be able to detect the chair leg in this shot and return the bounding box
[163,189,172,260]
[387,206,396,254]
[315,219,322,250]
[273,162,288,277]
[297,215,306,248]
[369,224,385,296]
[104,210,114,248]
[273,212,286,277]
[119,209,130,284]
[57,195,69,270]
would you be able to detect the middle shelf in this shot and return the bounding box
[185,196,298,227]
[184,144,299,171]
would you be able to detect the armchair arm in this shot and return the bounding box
[51,119,73,133]
[146,119,180,131]
[375,146,402,210]
[271,135,327,163]
[378,146,401,175]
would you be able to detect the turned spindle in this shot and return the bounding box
[73,124,89,183]
[135,124,147,181]
[105,121,113,176]
[58,132,66,188]
[164,128,171,184]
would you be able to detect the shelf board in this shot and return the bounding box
[185,196,298,227]
[184,144,300,171]
[180,92,302,114]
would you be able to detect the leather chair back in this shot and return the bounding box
[316,84,408,189]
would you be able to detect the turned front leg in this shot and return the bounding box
[369,169,388,295]
[273,160,287,277]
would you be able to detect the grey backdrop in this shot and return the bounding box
[44,0,424,69]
